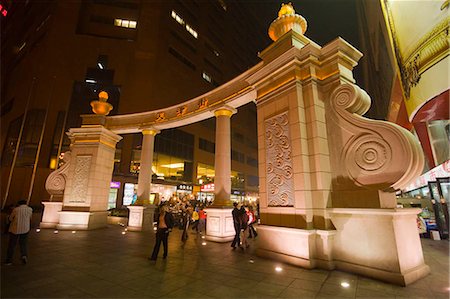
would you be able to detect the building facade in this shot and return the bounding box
[1,0,267,209]
[356,0,449,238]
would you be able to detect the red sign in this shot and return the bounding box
[200,183,214,192]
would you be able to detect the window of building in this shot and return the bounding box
[185,24,198,38]
[217,0,227,11]
[168,47,196,70]
[202,71,212,83]
[171,10,198,39]
[246,156,258,168]
[1,116,22,167]
[114,18,137,29]
[170,31,197,53]
[199,138,215,153]
[48,111,70,170]
[197,163,215,185]
[247,175,259,187]
[2,110,46,167]
[231,172,245,189]
[231,150,245,163]
[171,10,185,25]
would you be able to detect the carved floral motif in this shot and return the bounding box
[70,155,92,203]
[265,111,294,206]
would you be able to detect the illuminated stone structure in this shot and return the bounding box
[43,3,429,285]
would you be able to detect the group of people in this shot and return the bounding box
[149,201,208,261]
[231,202,258,249]
[150,200,259,261]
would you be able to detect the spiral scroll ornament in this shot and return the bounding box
[345,135,392,184]
[45,151,72,195]
[328,83,425,190]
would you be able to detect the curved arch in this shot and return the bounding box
[103,63,263,134]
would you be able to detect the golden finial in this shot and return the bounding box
[269,3,307,41]
[90,90,113,115]
[278,3,295,17]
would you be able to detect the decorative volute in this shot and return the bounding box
[327,84,424,193]
[45,151,72,195]
[268,2,307,41]
[90,91,113,116]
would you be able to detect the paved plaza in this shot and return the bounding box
[1,220,449,299]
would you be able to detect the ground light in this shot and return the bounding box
[122,231,126,235]
[36,228,40,232]
[341,282,350,288]
[202,242,207,245]
[54,230,59,234]
[249,259,254,263]
[72,231,76,234]
[275,266,282,272]
[201,236,205,239]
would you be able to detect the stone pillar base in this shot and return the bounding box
[127,205,155,232]
[57,211,108,230]
[204,207,235,242]
[256,225,336,270]
[330,208,430,286]
[40,201,63,228]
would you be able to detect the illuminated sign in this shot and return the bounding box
[110,181,121,188]
[200,183,214,192]
[0,4,7,17]
[404,160,450,191]
[177,184,193,191]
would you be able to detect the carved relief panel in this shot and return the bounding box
[69,155,92,204]
[265,111,294,207]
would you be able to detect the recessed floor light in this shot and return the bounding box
[202,242,207,245]
[275,266,282,272]
[341,282,350,288]
[36,229,41,232]
[122,232,126,235]
[72,231,76,234]
[54,230,58,234]
[249,259,254,263]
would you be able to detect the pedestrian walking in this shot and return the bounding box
[198,206,207,235]
[231,202,244,249]
[181,204,193,242]
[149,204,174,261]
[191,207,199,233]
[248,205,258,238]
[4,200,33,265]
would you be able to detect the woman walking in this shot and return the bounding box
[149,204,174,261]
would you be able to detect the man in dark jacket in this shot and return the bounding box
[231,202,244,249]
[149,204,174,261]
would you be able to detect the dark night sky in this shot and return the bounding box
[251,0,360,49]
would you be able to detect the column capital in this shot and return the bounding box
[213,106,237,118]
[141,127,160,136]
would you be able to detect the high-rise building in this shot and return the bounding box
[1,0,268,208]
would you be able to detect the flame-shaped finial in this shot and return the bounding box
[278,2,295,17]
[269,3,307,42]
[90,90,113,115]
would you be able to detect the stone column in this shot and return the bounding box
[212,107,236,207]
[204,106,236,242]
[136,128,159,205]
[128,127,159,232]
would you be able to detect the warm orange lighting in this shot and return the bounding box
[98,91,109,101]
